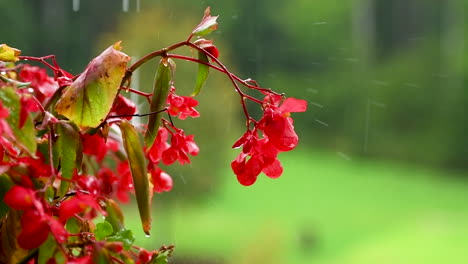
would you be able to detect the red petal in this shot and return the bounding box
[47,216,68,243]
[279,98,308,113]
[264,116,299,151]
[4,185,36,210]
[231,153,247,175]
[161,147,178,165]
[262,159,283,179]
[81,134,107,161]
[236,172,258,186]
[59,194,102,222]
[18,210,49,249]
[109,95,137,120]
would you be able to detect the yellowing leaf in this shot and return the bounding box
[0,210,28,263]
[0,44,21,62]
[55,42,130,130]
[119,120,152,235]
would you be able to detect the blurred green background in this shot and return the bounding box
[3,0,468,263]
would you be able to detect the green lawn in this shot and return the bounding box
[129,147,468,263]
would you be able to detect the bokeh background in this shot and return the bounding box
[3,0,468,263]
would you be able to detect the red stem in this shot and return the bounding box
[166,54,282,95]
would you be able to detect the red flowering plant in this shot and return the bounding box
[0,7,306,264]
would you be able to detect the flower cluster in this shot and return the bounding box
[231,95,307,186]
[167,87,200,119]
[147,126,199,193]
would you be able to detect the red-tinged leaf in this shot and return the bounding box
[55,42,130,130]
[52,121,82,196]
[0,86,37,154]
[192,7,218,36]
[0,44,20,62]
[145,58,172,148]
[119,120,152,235]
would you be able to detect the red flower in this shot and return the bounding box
[162,130,199,165]
[17,210,50,249]
[231,97,305,186]
[17,155,52,178]
[167,91,200,120]
[147,127,170,164]
[81,133,107,161]
[59,194,102,222]
[4,185,37,210]
[149,166,173,193]
[18,210,68,250]
[19,94,40,128]
[115,161,134,203]
[259,97,307,151]
[19,65,58,103]
[231,138,281,186]
[109,95,137,120]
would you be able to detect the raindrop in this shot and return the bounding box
[145,234,151,238]
[72,0,80,12]
[28,88,34,93]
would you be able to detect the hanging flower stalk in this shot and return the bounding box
[0,7,307,263]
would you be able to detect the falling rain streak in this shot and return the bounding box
[72,0,79,12]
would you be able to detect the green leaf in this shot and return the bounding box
[107,229,135,250]
[0,44,20,62]
[53,121,82,196]
[0,86,36,154]
[94,221,113,241]
[53,250,67,264]
[105,199,125,233]
[0,175,13,218]
[119,120,152,235]
[38,235,56,264]
[144,58,172,148]
[55,42,130,130]
[192,51,209,96]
